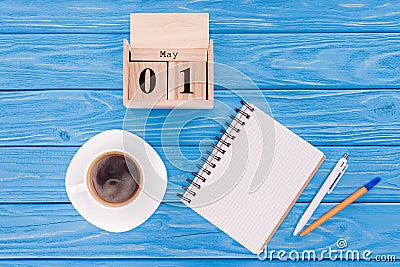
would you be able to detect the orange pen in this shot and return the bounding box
[300,177,381,236]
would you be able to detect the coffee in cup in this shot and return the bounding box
[86,151,142,207]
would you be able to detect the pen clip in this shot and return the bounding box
[328,164,348,194]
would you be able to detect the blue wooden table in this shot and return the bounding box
[1,1,399,265]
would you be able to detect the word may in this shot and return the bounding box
[160,50,178,59]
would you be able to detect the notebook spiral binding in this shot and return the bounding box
[177,100,255,204]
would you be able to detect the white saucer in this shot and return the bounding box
[65,130,167,232]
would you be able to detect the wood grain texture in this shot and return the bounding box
[0,203,399,258]
[0,259,391,266]
[2,33,400,90]
[0,146,398,203]
[208,39,214,100]
[0,90,398,146]
[128,61,168,102]
[123,39,130,106]
[1,0,400,34]
[1,0,400,263]
[168,61,207,101]
[130,13,209,48]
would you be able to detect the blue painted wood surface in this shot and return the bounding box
[0,0,399,265]
[2,33,400,89]
[1,203,400,258]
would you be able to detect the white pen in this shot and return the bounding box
[293,153,349,236]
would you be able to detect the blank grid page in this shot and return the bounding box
[184,104,325,254]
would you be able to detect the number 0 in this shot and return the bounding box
[139,68,156,94]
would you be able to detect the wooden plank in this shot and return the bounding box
[1,0,400,34]
[0,34,124,90]
[0,259,388,266]
[0,90,398,146]
[130,13,209,48]
[0,146,398,203]
[0,203,399,258]
[2,33,400,90]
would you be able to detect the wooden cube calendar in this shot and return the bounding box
[123,13,214,109]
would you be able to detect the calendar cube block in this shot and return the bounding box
[125,61,168,107]
[123,13,213,109]
[168,61,207,101]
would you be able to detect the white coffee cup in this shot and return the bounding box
[65,130,167,232]
[69,149,143,208]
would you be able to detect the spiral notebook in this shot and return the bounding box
[178,101,325,254]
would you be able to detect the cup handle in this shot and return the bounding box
[69,183,86,194]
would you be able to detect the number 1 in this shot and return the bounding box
[180,68,192,94]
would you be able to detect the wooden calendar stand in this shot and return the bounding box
[123,13,214,109]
